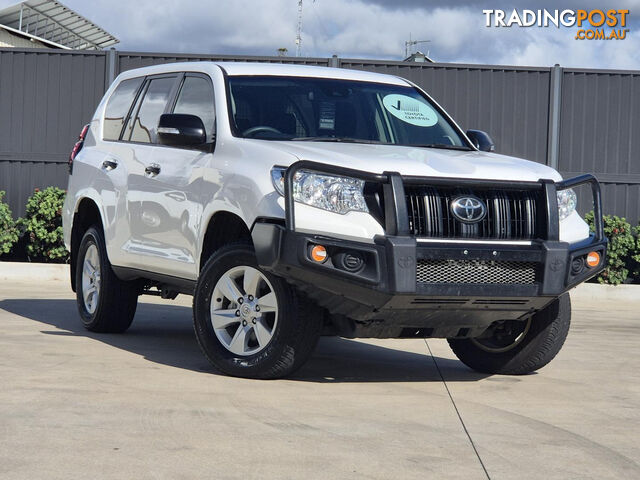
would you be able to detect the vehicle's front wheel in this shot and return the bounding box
[76,226,138,333]
[193,243,322,379]
[448,294,571,375]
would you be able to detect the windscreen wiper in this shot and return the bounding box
[291,137,384,144]
[410,144,473,151]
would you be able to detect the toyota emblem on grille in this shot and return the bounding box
[451,196,487,223]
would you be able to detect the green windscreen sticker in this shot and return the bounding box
[382,94,438,127]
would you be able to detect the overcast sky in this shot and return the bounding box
[3,0,639,69]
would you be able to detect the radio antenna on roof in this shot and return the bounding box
[295,0,303,57]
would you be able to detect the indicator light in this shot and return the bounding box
[310,245,327,263]
[586,251,600,268]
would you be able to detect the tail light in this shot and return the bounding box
[68,124,90,174]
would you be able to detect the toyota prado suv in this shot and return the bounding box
[62,62,606,379]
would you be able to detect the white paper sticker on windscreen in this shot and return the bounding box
[382,94,438,127]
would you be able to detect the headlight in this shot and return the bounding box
[557,188,577,221]
[271,167,368,215]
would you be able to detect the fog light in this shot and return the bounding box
[586,251,601,268]
[341,252,364,272]
[571,257,585,275]
[310,245,327,263]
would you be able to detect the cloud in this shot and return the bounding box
[1,0,638,69]
[366,0,640,11]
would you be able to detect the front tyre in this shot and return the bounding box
[448,294,571,375]
[193,243,322,379]
[76,226,138,333]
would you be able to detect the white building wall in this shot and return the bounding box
[0,27,47,48]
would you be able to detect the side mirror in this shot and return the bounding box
[466,129,495,152]
[157,114,207,147]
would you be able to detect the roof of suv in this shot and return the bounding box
[115,61,410,86]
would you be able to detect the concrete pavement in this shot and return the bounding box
[0,278,638,479]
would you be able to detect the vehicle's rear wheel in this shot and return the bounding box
[76,226,138,333]
[448,294,571,375]
[193,243,322,379]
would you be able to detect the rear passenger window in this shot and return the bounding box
[103,77,143,141]
[130,76,176,144]
[173,76,216,142]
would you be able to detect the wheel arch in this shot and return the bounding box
[199,211,254,271]
[70,197,105,292]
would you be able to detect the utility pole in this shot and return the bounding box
[404,33,431,58]
[295,0,303,57]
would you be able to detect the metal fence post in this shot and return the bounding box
[104,48,118,90]
[547,64,563,170]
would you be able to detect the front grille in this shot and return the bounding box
[416,259,538,284]
[405,185,544,240]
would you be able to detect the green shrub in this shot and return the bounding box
[584,211,634,285]
[21,187,69,263]
[0,191,19,256]
[631,225,640,281]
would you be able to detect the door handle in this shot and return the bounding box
[145,163,161,177]
[102,159,118,171]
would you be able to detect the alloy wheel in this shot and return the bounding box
[210,265,279,356]
[81,244,101,314]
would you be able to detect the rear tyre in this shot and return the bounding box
[193,243,322,379]
[75,226,138,333]
[448,294,571,375]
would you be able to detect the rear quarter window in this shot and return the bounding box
[103,77,143,141]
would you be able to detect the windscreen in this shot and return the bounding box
[226,75,469,149]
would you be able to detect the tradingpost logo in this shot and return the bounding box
[482,9,630,40]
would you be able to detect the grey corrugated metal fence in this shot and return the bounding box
[558,68,640,219]
[0,48,107,216]
[1,47,638,221]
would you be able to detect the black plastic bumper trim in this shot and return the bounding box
[252,223,607,304]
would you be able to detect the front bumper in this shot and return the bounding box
[252,161,607,338]
[253,224,605,336]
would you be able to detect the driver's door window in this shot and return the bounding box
[173,75,216,143]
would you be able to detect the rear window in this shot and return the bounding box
[103,77,143,141]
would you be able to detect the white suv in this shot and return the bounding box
[63,62,606,379]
